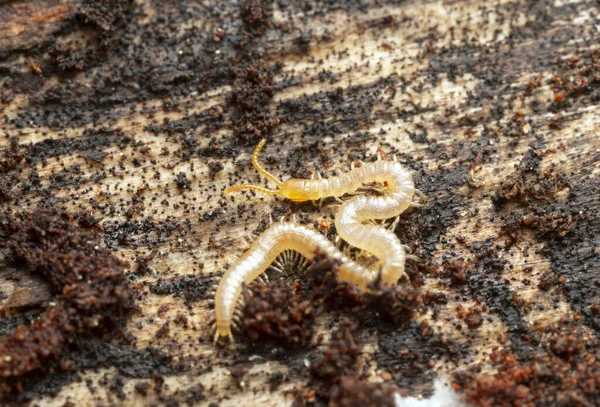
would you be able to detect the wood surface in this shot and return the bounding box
[0,0,599,406]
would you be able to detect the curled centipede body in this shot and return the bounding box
[214,222,381,342]
[225,139,416,284]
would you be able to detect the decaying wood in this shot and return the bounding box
[0,0,598,406]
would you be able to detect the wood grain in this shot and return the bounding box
[0,0,598,405]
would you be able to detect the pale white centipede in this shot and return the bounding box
[214,140,416,342]
[214,222,384,342]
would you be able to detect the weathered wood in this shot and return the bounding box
[0,0,598,405]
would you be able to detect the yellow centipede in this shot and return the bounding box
[215,140,416,342]
[226,139,415,283]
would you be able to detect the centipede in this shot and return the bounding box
[214,222,384,342]
[214,140,417,342]
[226,139,415,283]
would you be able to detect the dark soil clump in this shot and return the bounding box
[242,280,316,347]
[0,207,134,399]
[458,329,600,407]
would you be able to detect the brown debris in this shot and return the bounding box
[366,277,422,327]
[299,320,396,407]
[458,329,600,407]
[550,50,600,105]
[0,207,134,399]
[241,251,421,348]
[242,281,316,347]
[240,0,272,33]
[493,149,570,209]
[240,252,419,405]
[493,148,575,242]
[230,62,281,143]
[309,320,359,383]
[328,376,396,407]
[0,138,23,173]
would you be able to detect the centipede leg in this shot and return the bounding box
[242,237,251,248]
[387,215,400,232]
[356,249,373,261]
[334,235,342,248]
[414,189,427,202]
[406,254,420,262]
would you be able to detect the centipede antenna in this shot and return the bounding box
[225,184,281,196]
[252,139,283,188]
